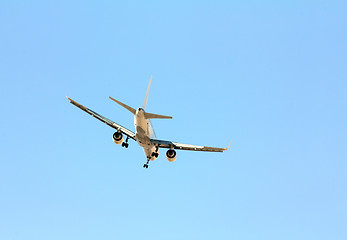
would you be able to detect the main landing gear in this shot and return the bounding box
[151,146,159,158]
[143,146,159,169]
[122,137,129,148]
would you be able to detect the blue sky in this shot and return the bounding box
[0,1,346,239]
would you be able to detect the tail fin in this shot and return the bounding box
[109,97,136,115]
[142,75,152,110]
[142,75,172,119]
[144,112,172,119]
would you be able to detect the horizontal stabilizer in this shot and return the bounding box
[109,97,136,115]
[144,112,172,119]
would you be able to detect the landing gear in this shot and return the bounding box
[151,152,159,158]
[122,137,129,148]
[143,157,150,169]
[151,146,159,158]
[143,146,159,169]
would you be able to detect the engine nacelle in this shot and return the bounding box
[112,132,123,145]
[166,149,177,162]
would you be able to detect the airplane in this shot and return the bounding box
[67,75,231,168]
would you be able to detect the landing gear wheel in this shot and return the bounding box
[143,157,151,169]
[122,137,129,148]
[151,147,159,158]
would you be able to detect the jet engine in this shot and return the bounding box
[112,132,123,145]
[166,149,177,162]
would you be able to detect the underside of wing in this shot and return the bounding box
[67,97,136,140]
[150,139,231,152]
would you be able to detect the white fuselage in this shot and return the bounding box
[134,108,158,160]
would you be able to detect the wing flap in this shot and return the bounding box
[67,97,136,140]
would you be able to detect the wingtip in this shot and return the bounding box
[66,96,71,101]
[225,139,232,151]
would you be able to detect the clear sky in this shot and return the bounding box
[0,1,346,240]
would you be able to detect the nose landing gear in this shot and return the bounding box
[143,157,150,168]
[143,146,159,169]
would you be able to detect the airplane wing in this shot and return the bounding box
[67,97,136,140]
[150,139,231,152]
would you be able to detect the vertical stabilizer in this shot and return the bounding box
[142,75,152,110]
